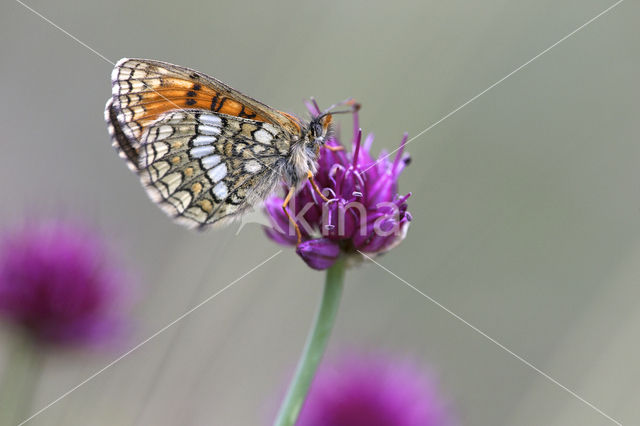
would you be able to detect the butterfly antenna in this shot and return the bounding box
[322,98,360,114]
[317,99,360,120]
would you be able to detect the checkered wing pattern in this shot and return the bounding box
[137,110,290,228]
[105,58,312,229]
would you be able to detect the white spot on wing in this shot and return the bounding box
[192,135,217,146]
[198,114,222,126]
[212,182,228,200]
[244,160,262,173]
[199,125,221,136]
[201,154,221,169]
[190,146,215,158]
[207,163,227,183]
[254,129,273,144]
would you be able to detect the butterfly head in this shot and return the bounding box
[307,113,333,149]
[307,99,360,148]
[288,101,358,187]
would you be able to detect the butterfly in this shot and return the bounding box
[105,58,348,242]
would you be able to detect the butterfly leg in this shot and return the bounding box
[307,171,329,202]
[325,144,344,152]
[282,187,302,245]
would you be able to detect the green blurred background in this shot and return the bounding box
[1,0,639,424]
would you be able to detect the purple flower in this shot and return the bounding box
[0,220,131,346]
[264,101,412,270]
[297,353,454,426]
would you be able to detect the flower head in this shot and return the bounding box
[297,353,454,426]
[0,220,131,346]
[264,101,412,270]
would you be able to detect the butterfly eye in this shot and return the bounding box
[312,122,323,138]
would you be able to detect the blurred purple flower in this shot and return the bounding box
[264,101,412,270]
[297,353,454,426]
[0,220,131,346]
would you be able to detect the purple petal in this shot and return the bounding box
[263,227,298,246]
[295,239,340,270]
[263,196,309,245]
[264,197,290,233]
[352,215,405,254]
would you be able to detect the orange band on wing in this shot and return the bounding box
[116,77,268,138]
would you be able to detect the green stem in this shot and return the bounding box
[0,330,43,426]
[274,256,346,426]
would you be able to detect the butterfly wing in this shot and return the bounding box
[105,97,140,172]
[136,109,290,228]
[108,58,303,143]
